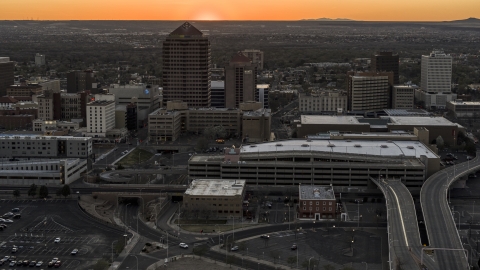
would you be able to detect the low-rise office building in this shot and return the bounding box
[446,101,480,118]
[392,85,417,109]
[183,179,246,218]
[0,158,87,185]
[148,101,270,142]
[0,135,92,159]
[188,140,440,190]
[32,120,80,132]
[298,185,336,220]
[414,89,456,110]
[86,100,115,137]
[6,84,43,97]
[299,90,348,113]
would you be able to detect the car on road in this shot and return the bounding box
[291,244,297,250]
[71,249,78,255]
[230,246,239,251]
[260,234,270,239]
[54,238,61,243]
[179,243,188,249]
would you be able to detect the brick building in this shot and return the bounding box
[298,185,337,220]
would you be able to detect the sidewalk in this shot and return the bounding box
[108,210,141,270]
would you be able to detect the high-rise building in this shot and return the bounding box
[346,71,393,111]
[371,52,399,84]
[241,49,264,70]
[225,53,257,108]
[86,100,115,137]
[421,50,452,93]
[0,57,14,97]
[255,84,270,109]
[37,90,91,124]
[67,70,94,93]
[35,53,46,66]
[162,22,211,108]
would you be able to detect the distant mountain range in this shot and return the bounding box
[447,17,480,23]
[301,18,356,22]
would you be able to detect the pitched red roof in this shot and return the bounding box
[0,96,18,103]
[230,52,252,63]
[169,22,203,36]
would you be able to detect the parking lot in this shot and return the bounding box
[0,199,127,269]
[235,228,383,269]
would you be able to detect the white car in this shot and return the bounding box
[54,238,61,243]
[36,261,43,267]
[179,243,188,249]
[4,219,13,223]
[71,249,78,255]
[52,258,59,263]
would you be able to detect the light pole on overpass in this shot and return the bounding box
[452,211,461,229]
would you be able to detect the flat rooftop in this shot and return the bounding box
[388,116,459,127]
[299,185,335,200]
[240,139,438,159]
[449,101,480,106]
[185,179,246,196]
[0,135,90,141]
[301,115,365,125]
[384,109,430,116]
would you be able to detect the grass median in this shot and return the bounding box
[117,148,153,167]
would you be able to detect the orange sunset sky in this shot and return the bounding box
[1,0,479,21]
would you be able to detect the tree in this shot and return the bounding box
[323,265,336,270]
[287,256,297,267]
[61,184,71,198]
[203,126,227,140]
[39,185,49,199]
[28,184,37,198]
[12,190,20,198]
[196,137,209,152]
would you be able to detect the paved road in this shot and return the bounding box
[421,151,480,270]
[374,177,426,270]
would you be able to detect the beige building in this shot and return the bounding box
[299,90,347,112]
[7,84,43,97]
[86,100,115,137]
[241,49,264,70]
[392,85,416,109]
[183,179,246,218]
[148,101,270,142]
[446,101,480,118]
[347,71,393,111]
[32,119,80,132]
[37,90,55,121]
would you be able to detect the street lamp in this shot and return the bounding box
[111,240,118,263]
[129,254,138,270]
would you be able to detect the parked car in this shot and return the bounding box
[71,249,78,255]
[54,261,62,268]
[11,247,17,253]
[36,261,43,267]
[179,243,188,249]
[54,238,61,243]
[29,260,37,267]
[11,208,19,213]
[9,261,16,267]
[291,244,298,250]
[4,219,13,223]
[22,260,29,266]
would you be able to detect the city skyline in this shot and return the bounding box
[1,0,479,21]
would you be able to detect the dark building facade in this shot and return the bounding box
[126,103,137,131]
[162,22,211,108]
[371,52,399,85]
[67,70,94,93]
[225,53,257,108]
[211,80,225,108]
[0,58,14,97]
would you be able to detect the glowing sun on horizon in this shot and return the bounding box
[193,10,223,21]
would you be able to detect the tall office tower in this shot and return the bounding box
[346,71,393,111]
[225,53,257,108]
[67,70,94,93]
[0,57,14,97]
[241,49,264,70]
[371,52,399,84]
[421,50,452,93]
[35,53,46,66]
[162,22,211,108]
